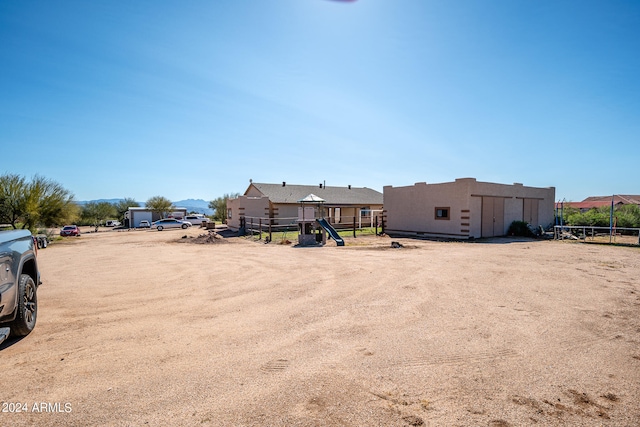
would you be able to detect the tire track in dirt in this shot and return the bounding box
[392,348,519,369]
[260,358,290,373]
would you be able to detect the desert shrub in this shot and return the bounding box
[508,221,535,237]
[615,205,640,228]
[562,204,640,228]
[566,207,610,227]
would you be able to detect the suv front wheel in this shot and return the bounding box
[9,274,38,337]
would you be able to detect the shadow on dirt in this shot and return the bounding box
[0,335,27,351]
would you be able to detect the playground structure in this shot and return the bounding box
[316,218,344,246]
[297,194,343,246]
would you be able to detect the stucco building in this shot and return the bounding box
[384,178,555,239]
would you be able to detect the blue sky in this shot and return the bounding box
[1,0,638,203]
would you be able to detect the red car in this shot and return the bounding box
[60,225,80,236]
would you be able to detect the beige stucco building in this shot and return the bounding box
[384,178,555,239]
[227,182,383,230]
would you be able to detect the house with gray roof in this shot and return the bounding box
[226,181,383,230]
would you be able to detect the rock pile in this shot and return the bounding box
[185,231,227,244]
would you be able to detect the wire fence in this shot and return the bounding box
[554,225,640,246]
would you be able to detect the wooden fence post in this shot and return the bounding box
[353,216,356,238]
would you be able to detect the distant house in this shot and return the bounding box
[557,195,640,213]
[125,207,188,228]
[384,178,556,239]
[226,182,383,230]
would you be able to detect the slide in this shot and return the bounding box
[316,218,345,246]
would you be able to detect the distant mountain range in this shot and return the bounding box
[77,198,214,215]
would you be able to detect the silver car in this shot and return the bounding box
[152,218,192,231]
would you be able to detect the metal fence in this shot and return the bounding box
[554,225,640,246]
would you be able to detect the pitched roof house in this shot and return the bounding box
[227,182,383,230]
[583,195,640,205]
[556,195,640,212]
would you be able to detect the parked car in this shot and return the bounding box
[60,225,80,236]
[152,219,192,231]
[184,214,208,226]
[138,220,151,228]
[105,220,121,227]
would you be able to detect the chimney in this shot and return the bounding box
[282,181,286,187]
[319,183,323,189]
[348,185,351,189]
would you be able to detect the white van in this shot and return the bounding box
[184,215,208,226]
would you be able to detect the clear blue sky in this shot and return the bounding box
[2,0,639,203]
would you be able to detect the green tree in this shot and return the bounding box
[115,198,139,221]
[558,206,579,225]
[24,175,77,229]
[81,202,117,227]
[0,174,76,230]
[614,204,640,228]
[0,173,27,228]
[209,193,239,223]
[146,196,173,219]
[566,206,613,227]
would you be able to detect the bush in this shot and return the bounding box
[508,221,535,237]
[564,205,640,228]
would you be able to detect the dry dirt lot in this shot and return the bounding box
[2,228,639,427]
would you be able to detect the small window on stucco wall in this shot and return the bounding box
[435,207,450,220]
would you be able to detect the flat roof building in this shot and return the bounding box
[384,178,555,239]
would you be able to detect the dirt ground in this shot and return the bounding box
[2,227,639,427]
